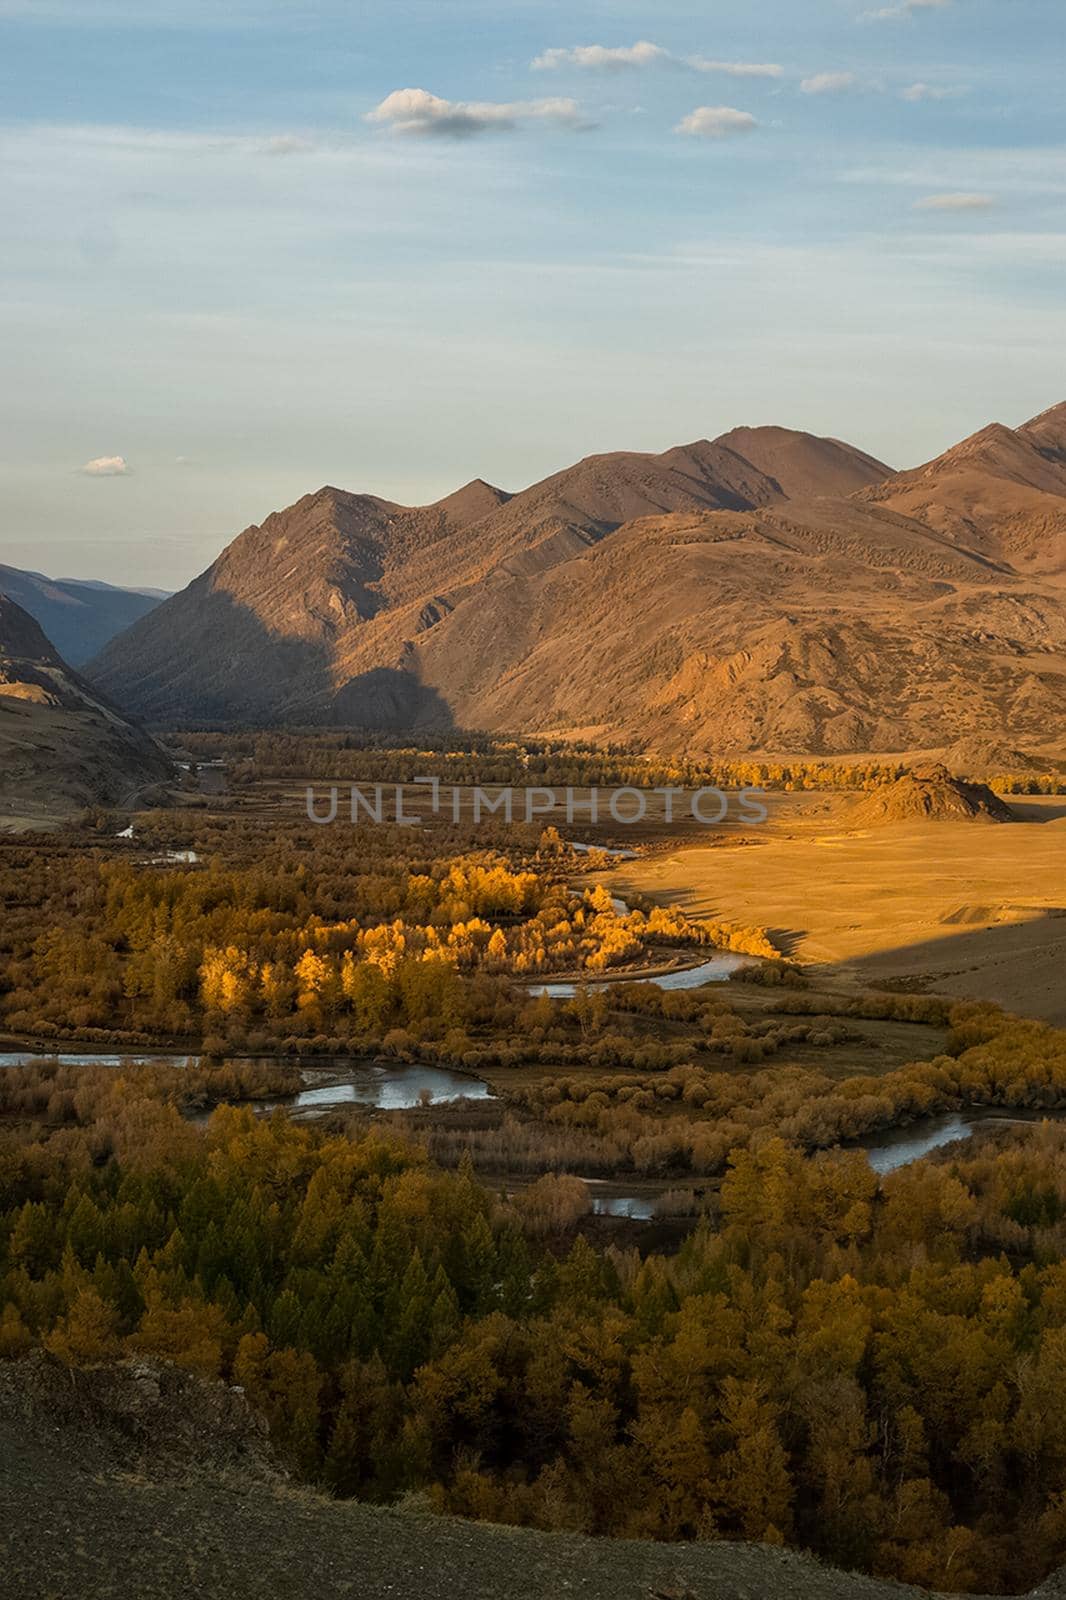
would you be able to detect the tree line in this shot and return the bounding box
[171,728,1065,794]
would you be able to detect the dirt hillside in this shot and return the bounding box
[6,1353,1062,1600]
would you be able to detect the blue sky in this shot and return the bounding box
[1,0,1063,586]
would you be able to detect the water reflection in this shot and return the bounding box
[861,1113,975,1175]
[528,953,746,1000]
[291,1064,494,1113]
[859,1110,1065,1175]
[591,1194,657,1220]
[0,1052,492,1114]
[0,1052,196,1069]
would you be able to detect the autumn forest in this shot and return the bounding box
[3,745,1066,1595]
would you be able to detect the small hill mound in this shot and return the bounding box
[850,764,1016,826]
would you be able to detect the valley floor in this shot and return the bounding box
[608,794,1066,1026]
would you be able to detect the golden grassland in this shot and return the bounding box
[606,793,1066,1025]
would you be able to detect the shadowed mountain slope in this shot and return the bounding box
[0,563,165,664]
[0,593,171,818]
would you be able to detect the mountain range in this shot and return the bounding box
[0,565,166,666]
[0,593,171,819]
[87,406,1066,758]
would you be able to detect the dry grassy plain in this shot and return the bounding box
[607,793,1066,1026]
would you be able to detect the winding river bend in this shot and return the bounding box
[4,1053,1063,1192]
[0,1053,493,1113]
[527,953,747,999]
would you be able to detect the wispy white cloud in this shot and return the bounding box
[366,88,587,138]
[532,41,667,72]
[914,192,996,211]
[0,125,325,160]
[532,41,783,79]
[841,145,1066,198]
[866,0,951,20]
[688,58,784,79]
[80,455,130,476]
[901,81,963,102]
[800,72,858,95]
[676,106,758,139]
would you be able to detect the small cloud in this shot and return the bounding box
[257,134,316,156]
[532,41,667,71]
[866,0,951,18]
[901,82,961,101]
[914,191,995,210]
[532,43,785,81]
[175,456,194,467]
[676,105,758,139]
[366,87,586,138]
[800,72,858,95]
[687,58,784,79]
[80,456,130,477]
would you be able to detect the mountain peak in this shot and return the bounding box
[711,425,893,499]
[0,567,163,667]
[1020,400,1066,460]
[428,478,512,528]
[912,419,1065,489]
[1022,399,1066,429]
[938,420,1017,456]
[862,411,1066,573]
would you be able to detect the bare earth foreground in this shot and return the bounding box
[609,795,1066,1026]
[3,1356,1065,1600]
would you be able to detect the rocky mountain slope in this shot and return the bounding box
[87,413,1066,757]
[861,402,1066,575]
[7,1352,1059,1600]
[0,562,165,665]
[0,593,172,819]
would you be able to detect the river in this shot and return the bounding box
[285,1062,494,1113]
[0,1052,493,1113]
[859,1108,1066,1175]
[591,1194,657,1220]
[527,952,748,999]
